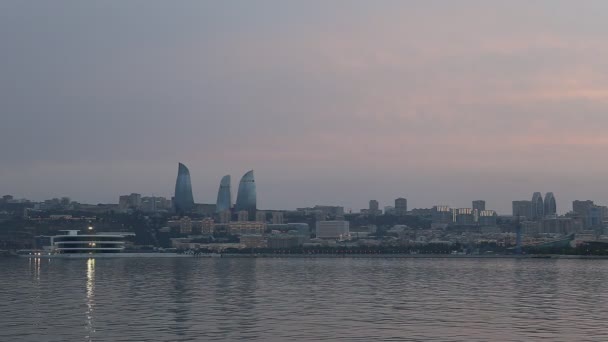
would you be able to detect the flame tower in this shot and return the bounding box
[174,163,194,214]
[216,175,232,213]
[235,170,257,213]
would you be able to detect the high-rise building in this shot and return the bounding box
[472,200,485,222]
[369,200,381,215]
[455,208,475,225]
[544,192,557,217]
[395,198,407,216]
[174,163,195,214]
[432,205,453,224]
[235,170,257,213]
[512,200,532,219]
[479,210,498,226]
[573,200,599,228]
[472,200,485,213]
[573,200,594,216]
[588,206,605,227]
[215,175,232,213]
[531,192,544,221]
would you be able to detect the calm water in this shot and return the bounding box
[1,257,608,341]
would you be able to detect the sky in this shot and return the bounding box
[2,1,608,214]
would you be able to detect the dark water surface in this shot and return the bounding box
[1,257,607,341]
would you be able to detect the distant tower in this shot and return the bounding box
[512,200,533,219]
[395,198,408,216]
[174,163,195,214]
[472,200,486,222]
[215,175,232,213]
[472,200,486,213]
[544,192,557,217]
[531,192,544,221]
[369,200,380,215]
[235,170,257,213]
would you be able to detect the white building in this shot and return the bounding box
[316,221,350,239]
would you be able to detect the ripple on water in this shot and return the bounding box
[1,258,608,341]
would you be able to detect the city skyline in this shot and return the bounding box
[2,1,608,213]
[3,173,592,217]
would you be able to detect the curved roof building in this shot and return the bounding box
[531,192,544,220]
[235,170,256,212]
[52,230,126,254]
[174,163,195,213]
[544,192,557,216]
[216,175,232,213]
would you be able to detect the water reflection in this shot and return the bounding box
[212,259,259,340]
[168,258,194,338]
[85,258,95,341]
[4,258,608,342]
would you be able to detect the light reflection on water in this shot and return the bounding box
[1,258,608,341]
[85,258,95,341]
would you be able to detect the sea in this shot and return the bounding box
[1,257,607,341]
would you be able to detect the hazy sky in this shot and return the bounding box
[2,1,608,214]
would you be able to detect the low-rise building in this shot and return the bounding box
[316,220,350,239]
[240,234,267,249]
[478,210,497,226]
[267,234,300,249]
[228,221,266,235]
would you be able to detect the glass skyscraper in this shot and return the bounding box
[216,175,232,213]
[235,170,256,213]
[174,163,195,213]
[544,192,557,216]
[531,192,544,220]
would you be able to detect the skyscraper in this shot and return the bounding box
[235,170,257,213]
[369,200,380,215]
[531,192,544,221]
[573,200,596,229]
[544,192,557,217]
[395,198,407,216]
[215,175,232,213]
[174,163,195,214]
[512,200,532,219]
[472,200,486,213]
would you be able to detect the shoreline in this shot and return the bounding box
[10,253,608,260]
[221,254,608,260]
